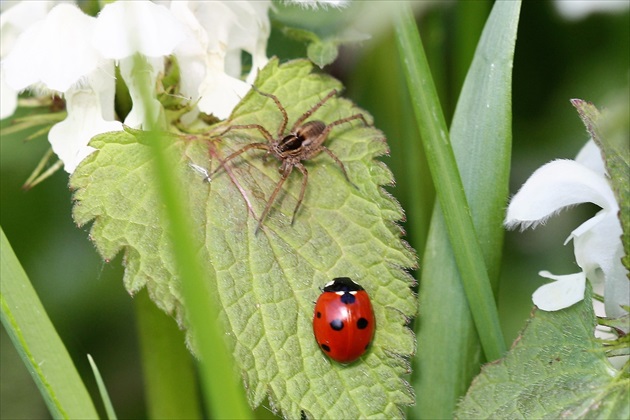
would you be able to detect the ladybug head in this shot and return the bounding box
[323,277,364,293]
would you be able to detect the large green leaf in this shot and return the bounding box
[456,286,629,419]
[70,59,417,418]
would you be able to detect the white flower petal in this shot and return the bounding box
[505,159,617,229]
[119,56,164,128]
[93,0,185,59]
[0,0,57,57]
[49,67,122,173]
[169,1,269,118]
[168,3,208,104]
[575,138,607,176]
[3,3,101,92]
[554,0,629,21]
[197,58,250,119]
[571,210,629,317]
[0,68,17,119]
[533,271,587,311]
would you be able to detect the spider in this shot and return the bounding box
[208,86,369,233]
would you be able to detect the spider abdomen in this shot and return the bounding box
[295,120,326,142]
[277,120,326,157]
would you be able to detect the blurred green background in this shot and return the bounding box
[1,1,628,418]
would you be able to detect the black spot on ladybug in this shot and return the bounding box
[330,319,344,331]
[340,292,356,305]
[321,343,331,352]
[357,318,369,329]
[316,311,322,319]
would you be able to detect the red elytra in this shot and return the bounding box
[312,277,375,364]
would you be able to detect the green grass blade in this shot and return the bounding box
[134,56,252,419]
[147,133,252,420]
[394,2,506,362]
[135,290,202,419]
[0,227,99,419]
[87,355,117,420]
[399,2,521,417]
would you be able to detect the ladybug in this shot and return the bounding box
[313,277,375,364]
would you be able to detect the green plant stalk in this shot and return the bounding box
[87,355,117,420]
[395,4,506,360]
[135,291,202,419]
[147,132,251,420]
[402,2,521,417]
[0,227,99,419]
[133,55,251,419]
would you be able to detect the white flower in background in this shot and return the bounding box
[285,0,350,9]
[505,139,629,318]
[1,3,122,173]
[554,0,630,21]
[48,67,122,173]
[0,1,67,118]
[1,0,272,172]
[93,0,186,128]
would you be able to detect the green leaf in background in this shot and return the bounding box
[70,59,417,419]
[0,227,98,419]
[456,285,629,418]
[571,98,630,273]
[398,1,521,417]
[277,21,370,68]
[306,39,339,68]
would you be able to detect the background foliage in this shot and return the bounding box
[1,1,628,418]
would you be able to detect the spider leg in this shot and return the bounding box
[321,113,370,138]
[290,89,338,133]
[215,124,275,143]
[255,165,293,234]
[251,86,289,138]
[321,146,358,189]
[291,163,309,226]
[209,143,269,179]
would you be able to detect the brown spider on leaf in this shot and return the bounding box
[207,86,369,233]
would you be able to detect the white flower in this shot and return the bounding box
[93,0,186,128]
[169,1,270,119]
[0,1,72,118]
[1,0,273,171]
[1,3,122,173]
[3,3,103,93]
[506,139,629,317]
